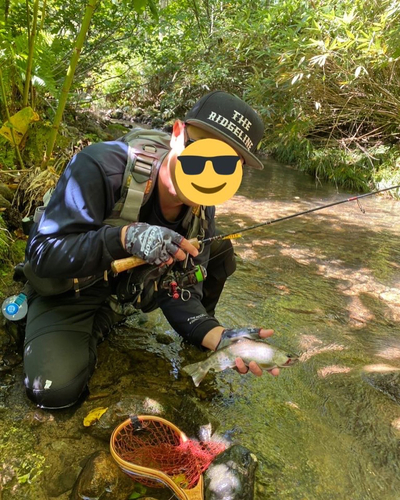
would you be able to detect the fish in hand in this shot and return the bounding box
[183,339,298,387]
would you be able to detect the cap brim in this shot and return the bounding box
[185,119,264,170]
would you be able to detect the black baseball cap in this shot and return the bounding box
[184,91,265,170]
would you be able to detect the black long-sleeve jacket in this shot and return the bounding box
[25,140,220,347]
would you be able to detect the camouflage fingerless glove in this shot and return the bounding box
[124,223,183,266]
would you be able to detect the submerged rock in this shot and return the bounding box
[179,395,222,438]
[80,395,171,442]
[204,445,258,500]
[362,371,400,405]
[70,450,133,500]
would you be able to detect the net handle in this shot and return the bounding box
[185,475,204,500]
[110,415,204,500]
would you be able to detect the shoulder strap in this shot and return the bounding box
[104,129,171,226]
[184,205,208,241]
[119,145,156,222]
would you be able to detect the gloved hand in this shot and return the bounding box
[216,327,280,377]
[124,223,184,266]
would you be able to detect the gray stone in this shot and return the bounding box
[80,396,168,442]
[179,394,222,439]
[70,450,133,500]
[204,445,258,500]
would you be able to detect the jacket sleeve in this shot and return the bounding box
[156,206,221,347]
[25,142,131,279]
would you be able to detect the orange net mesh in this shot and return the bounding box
[111,416,225,489]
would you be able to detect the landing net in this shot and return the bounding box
[110,415,225,491]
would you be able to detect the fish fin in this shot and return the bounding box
[182,361,208,387]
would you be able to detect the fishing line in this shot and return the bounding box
[110,185,400,274]
[202,184,400,245]
[199,184,400,267]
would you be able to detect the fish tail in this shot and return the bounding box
[182,361,209,387]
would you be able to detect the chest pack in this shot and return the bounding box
[103,128,171,226]
[104,129,208,311]
[25,129,208,299]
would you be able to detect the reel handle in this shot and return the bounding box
[111,238,200,274]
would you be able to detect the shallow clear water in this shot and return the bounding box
[128,159,400,499]
[1,159,399,500]
[111,160,400,499]
[201,160,400,499]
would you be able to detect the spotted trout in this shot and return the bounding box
[183,339,298,387]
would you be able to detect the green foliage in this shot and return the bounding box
[23,121,52,168]
[10,237,26,264]
[1,0,400,190]
[0,136,18,169]
[1,0,158,169]
[242,0,400,189]
[0,216,20,265]
[0,423,47,491]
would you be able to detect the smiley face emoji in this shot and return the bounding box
[175,138,243,206]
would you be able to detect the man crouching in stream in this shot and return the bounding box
[22,91,279,409]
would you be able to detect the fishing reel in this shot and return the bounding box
[161,264,207,301]
[115,261,207,310]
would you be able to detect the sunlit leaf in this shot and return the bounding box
[0,107,39,145]
[309,54,328,67]
[342,9,356,24]
[147,0,159,21]
[172,473,189,488]
[354,66,367,78]
[291,73,303,84]
[128,482,147,499]
[133,0,147,14]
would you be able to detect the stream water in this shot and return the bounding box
[1,158,399,500]
[202,159,400,499]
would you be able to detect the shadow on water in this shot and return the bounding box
[197,159,400,499]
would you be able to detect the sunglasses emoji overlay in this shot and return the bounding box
[175,138,243,206]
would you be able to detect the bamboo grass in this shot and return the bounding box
[39,0,47,32]
[23,0,40,107]
[282,58,400,147]
[0,69,24,170]
[44,0,99,168]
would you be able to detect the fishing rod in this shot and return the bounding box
[111,184,400,273]
[202,184,400,244]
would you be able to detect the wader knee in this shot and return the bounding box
[24,330,97,409]
[25,370,91,410]
[207,238,236,281]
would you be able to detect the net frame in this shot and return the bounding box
[110,415,218,500]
